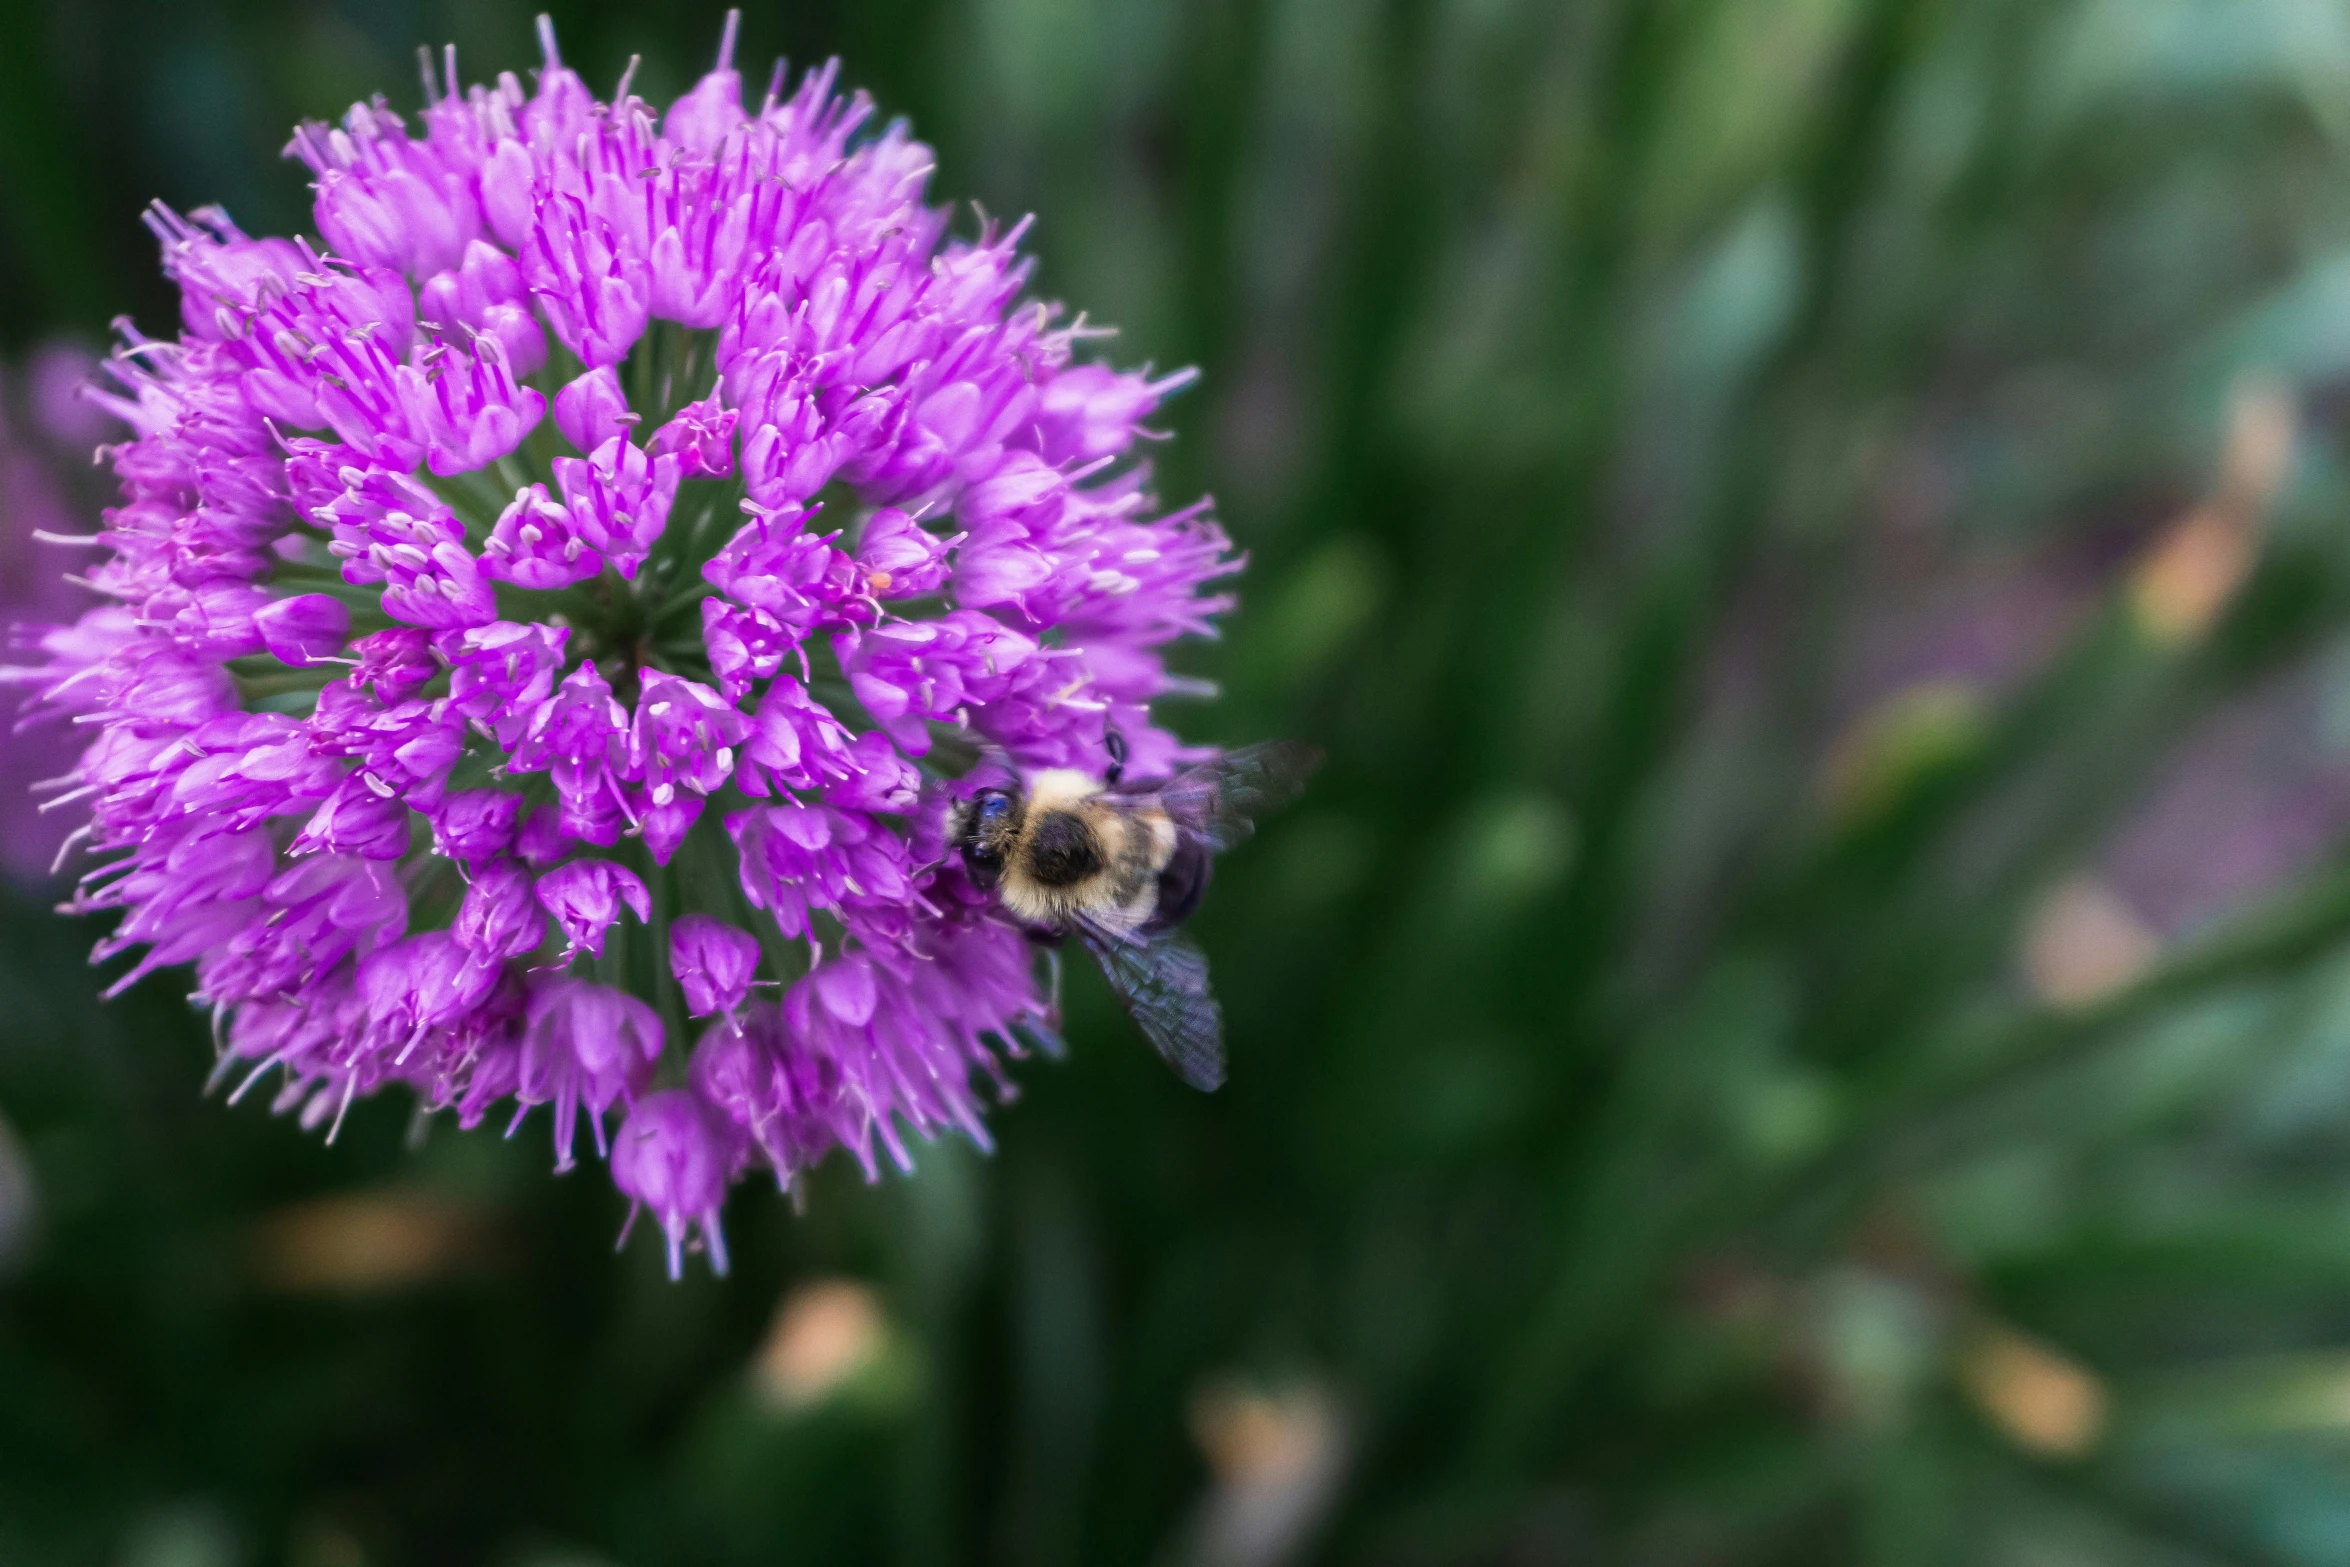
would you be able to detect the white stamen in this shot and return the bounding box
[48,825,91,877]
[324,1069,360,1144]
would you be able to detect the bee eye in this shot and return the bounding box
[961,839,1004,890]
[976,792,1012,824]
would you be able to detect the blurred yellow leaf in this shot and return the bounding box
[752,1278,888,1413]
[249,1190,494,1294]
[1958,1321,2107,1460]
[1819,680,1990,822]
[2128,375,2295,644]
[2021,874,2160,1008]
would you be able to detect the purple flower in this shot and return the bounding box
[535,857,650,959]
[356,931,503,1064]
[648,392,736,479]
[552,365,637,453]
[418,239,547,376]
[506,977,665,1172]
[551,435,682,579]
[11,16,1243,1274]
[483,482,606,590]
[401,334,545,476]
[672,913,761,1019]
[688,911,1037,1182]
[508,662,634,845]
[292,777,412,860]
[456,858,545,960]
[444,621,567,745]
[252,594,352,667]
[631,671,746,808]
[611,1088,736,1279]
[349,628,438,702]
[430,788,523,864]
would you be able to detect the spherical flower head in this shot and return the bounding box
[14,15,1240,1273]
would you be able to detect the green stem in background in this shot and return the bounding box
[637,835,687,1067]
[263,560,389,611]
[1453,0,1979,1484]
[232,666,340,702]
[1825,860,2350,1188]
[426,463,519,535]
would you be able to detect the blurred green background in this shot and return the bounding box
[22,0,2350,1562]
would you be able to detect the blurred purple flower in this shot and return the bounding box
[27,342,117,449]
[0,343,116,884]
[4,16,1237,1272]
[2104,671,2350,938]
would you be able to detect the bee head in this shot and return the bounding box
[954,786,1021,891]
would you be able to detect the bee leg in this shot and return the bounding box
[1044,944,1065,1024]
[1104,727,1128,786]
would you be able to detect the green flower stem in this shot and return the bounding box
[233,666,340,701]
[631,834,689,1061]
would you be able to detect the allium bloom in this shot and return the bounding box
[8,17,1235,1276]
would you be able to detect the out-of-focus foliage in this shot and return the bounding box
[21,0,2350,1562]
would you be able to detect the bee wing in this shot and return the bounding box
[1077,919,1227,1091]
[1153,740,1324,853]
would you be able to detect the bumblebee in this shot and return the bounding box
[949,737,1321,1090]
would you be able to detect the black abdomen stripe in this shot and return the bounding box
[1027,811,1104,886]
[1144,835,1213,932]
